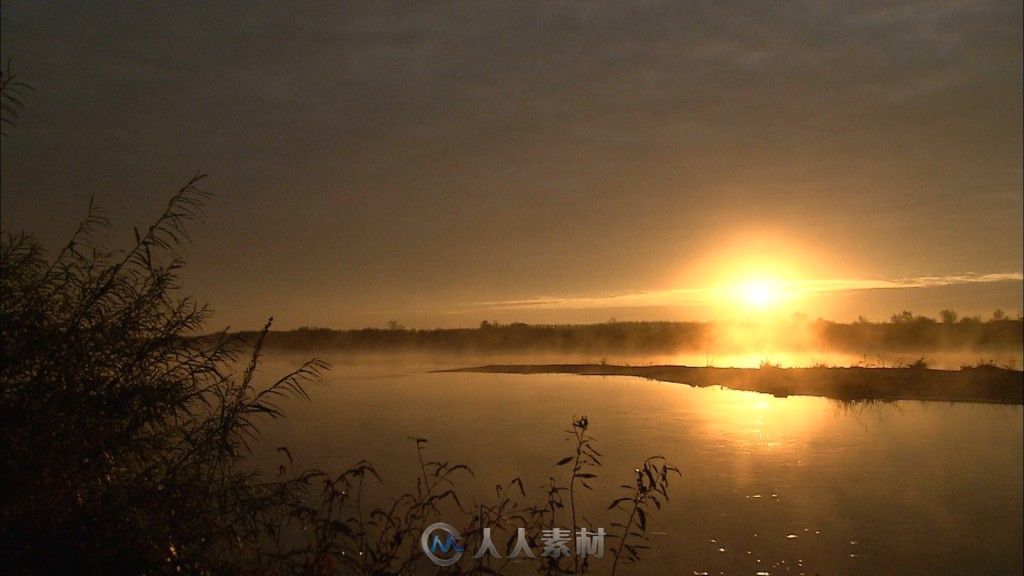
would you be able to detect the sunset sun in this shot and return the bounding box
[710,276,792,314]
[740,279,781,309]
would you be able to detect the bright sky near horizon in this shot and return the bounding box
[2,2,1021,329]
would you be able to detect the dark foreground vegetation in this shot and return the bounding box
[0,70,676,574]
[443,364,1024,405]
[0,183,679,575]
[243,315,1022,358]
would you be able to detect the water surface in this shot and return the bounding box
[256,355,1023,575]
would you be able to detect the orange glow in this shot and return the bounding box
[715,275,804,316]
[683,388,830,454]
[678,231,837,319]
[739,278,782,309]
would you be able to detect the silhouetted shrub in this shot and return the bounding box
[0,186,680,575]
[0,183,327,573]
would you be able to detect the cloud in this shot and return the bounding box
[3,1,1020,329]
[800,272,1024,292]
[466,272,1024,312]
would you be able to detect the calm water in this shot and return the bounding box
[255,354,1023,575]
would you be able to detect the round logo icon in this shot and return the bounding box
[421,522,464,566]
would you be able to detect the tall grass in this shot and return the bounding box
[260,420,678,575]
[0,180,329,573]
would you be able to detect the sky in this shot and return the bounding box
[1,1,1021,329]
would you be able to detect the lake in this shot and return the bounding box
[254,353,1023,575]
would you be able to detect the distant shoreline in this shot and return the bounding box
[438,364,1024,405]
[229,318,1024,359]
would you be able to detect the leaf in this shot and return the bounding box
[556,456,573,466]
[607,497,631,510]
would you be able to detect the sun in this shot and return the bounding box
[692,235,826,316]
[723,277,796,312]
[741,279,780,309]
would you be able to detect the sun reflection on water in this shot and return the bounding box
[680,387,830,453]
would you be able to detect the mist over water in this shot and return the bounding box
[252,354,1024,575]
[260,347,1024,371]
[647,350,1024,370]
[253,317,1024,372]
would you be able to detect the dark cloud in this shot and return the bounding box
[2,1,1020,327]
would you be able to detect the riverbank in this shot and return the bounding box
[439,364,1024,404]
